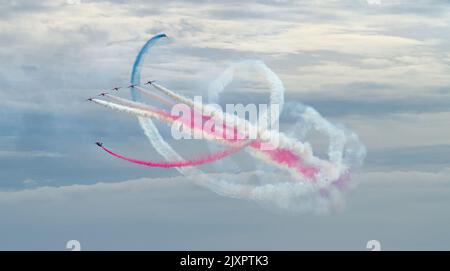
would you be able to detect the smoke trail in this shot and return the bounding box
[149,82,331,179]
[151,82,269,151]
[94,97,264,171]
[127,35,271,184]
[129,33,197,176]
[150,61,285,118]
[130,33,167,101]
[102,93,162,112]
[127,35,343,181]
[91,98,175,124]
[93,96,323,180]
[91,98,231,145]
[112,34,367,214]
[135,86,175,107]
[151,83,195,108]
[208,59,284,129]
[169,67,339,180]
[180,60,284,138]
[99,140,251,168]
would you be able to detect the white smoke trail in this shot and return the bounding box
[152,82,272,148]
[98,93,360,213]
[151,82,335,181]
[151,82,273,149]
[121,34,360,213]
[135,86,175,107]
[95,93,351,190]
[154,66,365,189]
[92,98,240,146]
[103,94,160,112]
[206,60,366,185]
[208,59,285,130]
[118,31,366,213]
[284,102,366,170]
[91,99,173,123]
[92,97,318,182]
[151,83,260,144]
[151,83,196,108]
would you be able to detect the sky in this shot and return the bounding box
[0,0,450,250]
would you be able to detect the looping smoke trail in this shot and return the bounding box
[283,102,366,169]
[208,59,284,129]
[92,34,367,214]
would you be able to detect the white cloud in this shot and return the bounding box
[0,0,449,111]
[0,171,342,214]
[0,176,185,203]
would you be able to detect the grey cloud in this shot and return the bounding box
[0,1,56,19]
[366,144,450,171]
[0,169,449,250]
[0,150,65,158]
[216,87,450,118]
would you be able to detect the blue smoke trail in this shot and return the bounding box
[130,33,167,101]
[128,33,202,176]
[129,33,184,166]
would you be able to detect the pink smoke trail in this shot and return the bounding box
[94,97,319,179]
[98,140,251,168]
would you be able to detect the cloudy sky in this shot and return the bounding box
[0,0,450,250]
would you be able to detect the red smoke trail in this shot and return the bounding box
[172,110,318,178]
[96,99,319,179]
[99,141,250,168]
[95,96,319,179]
